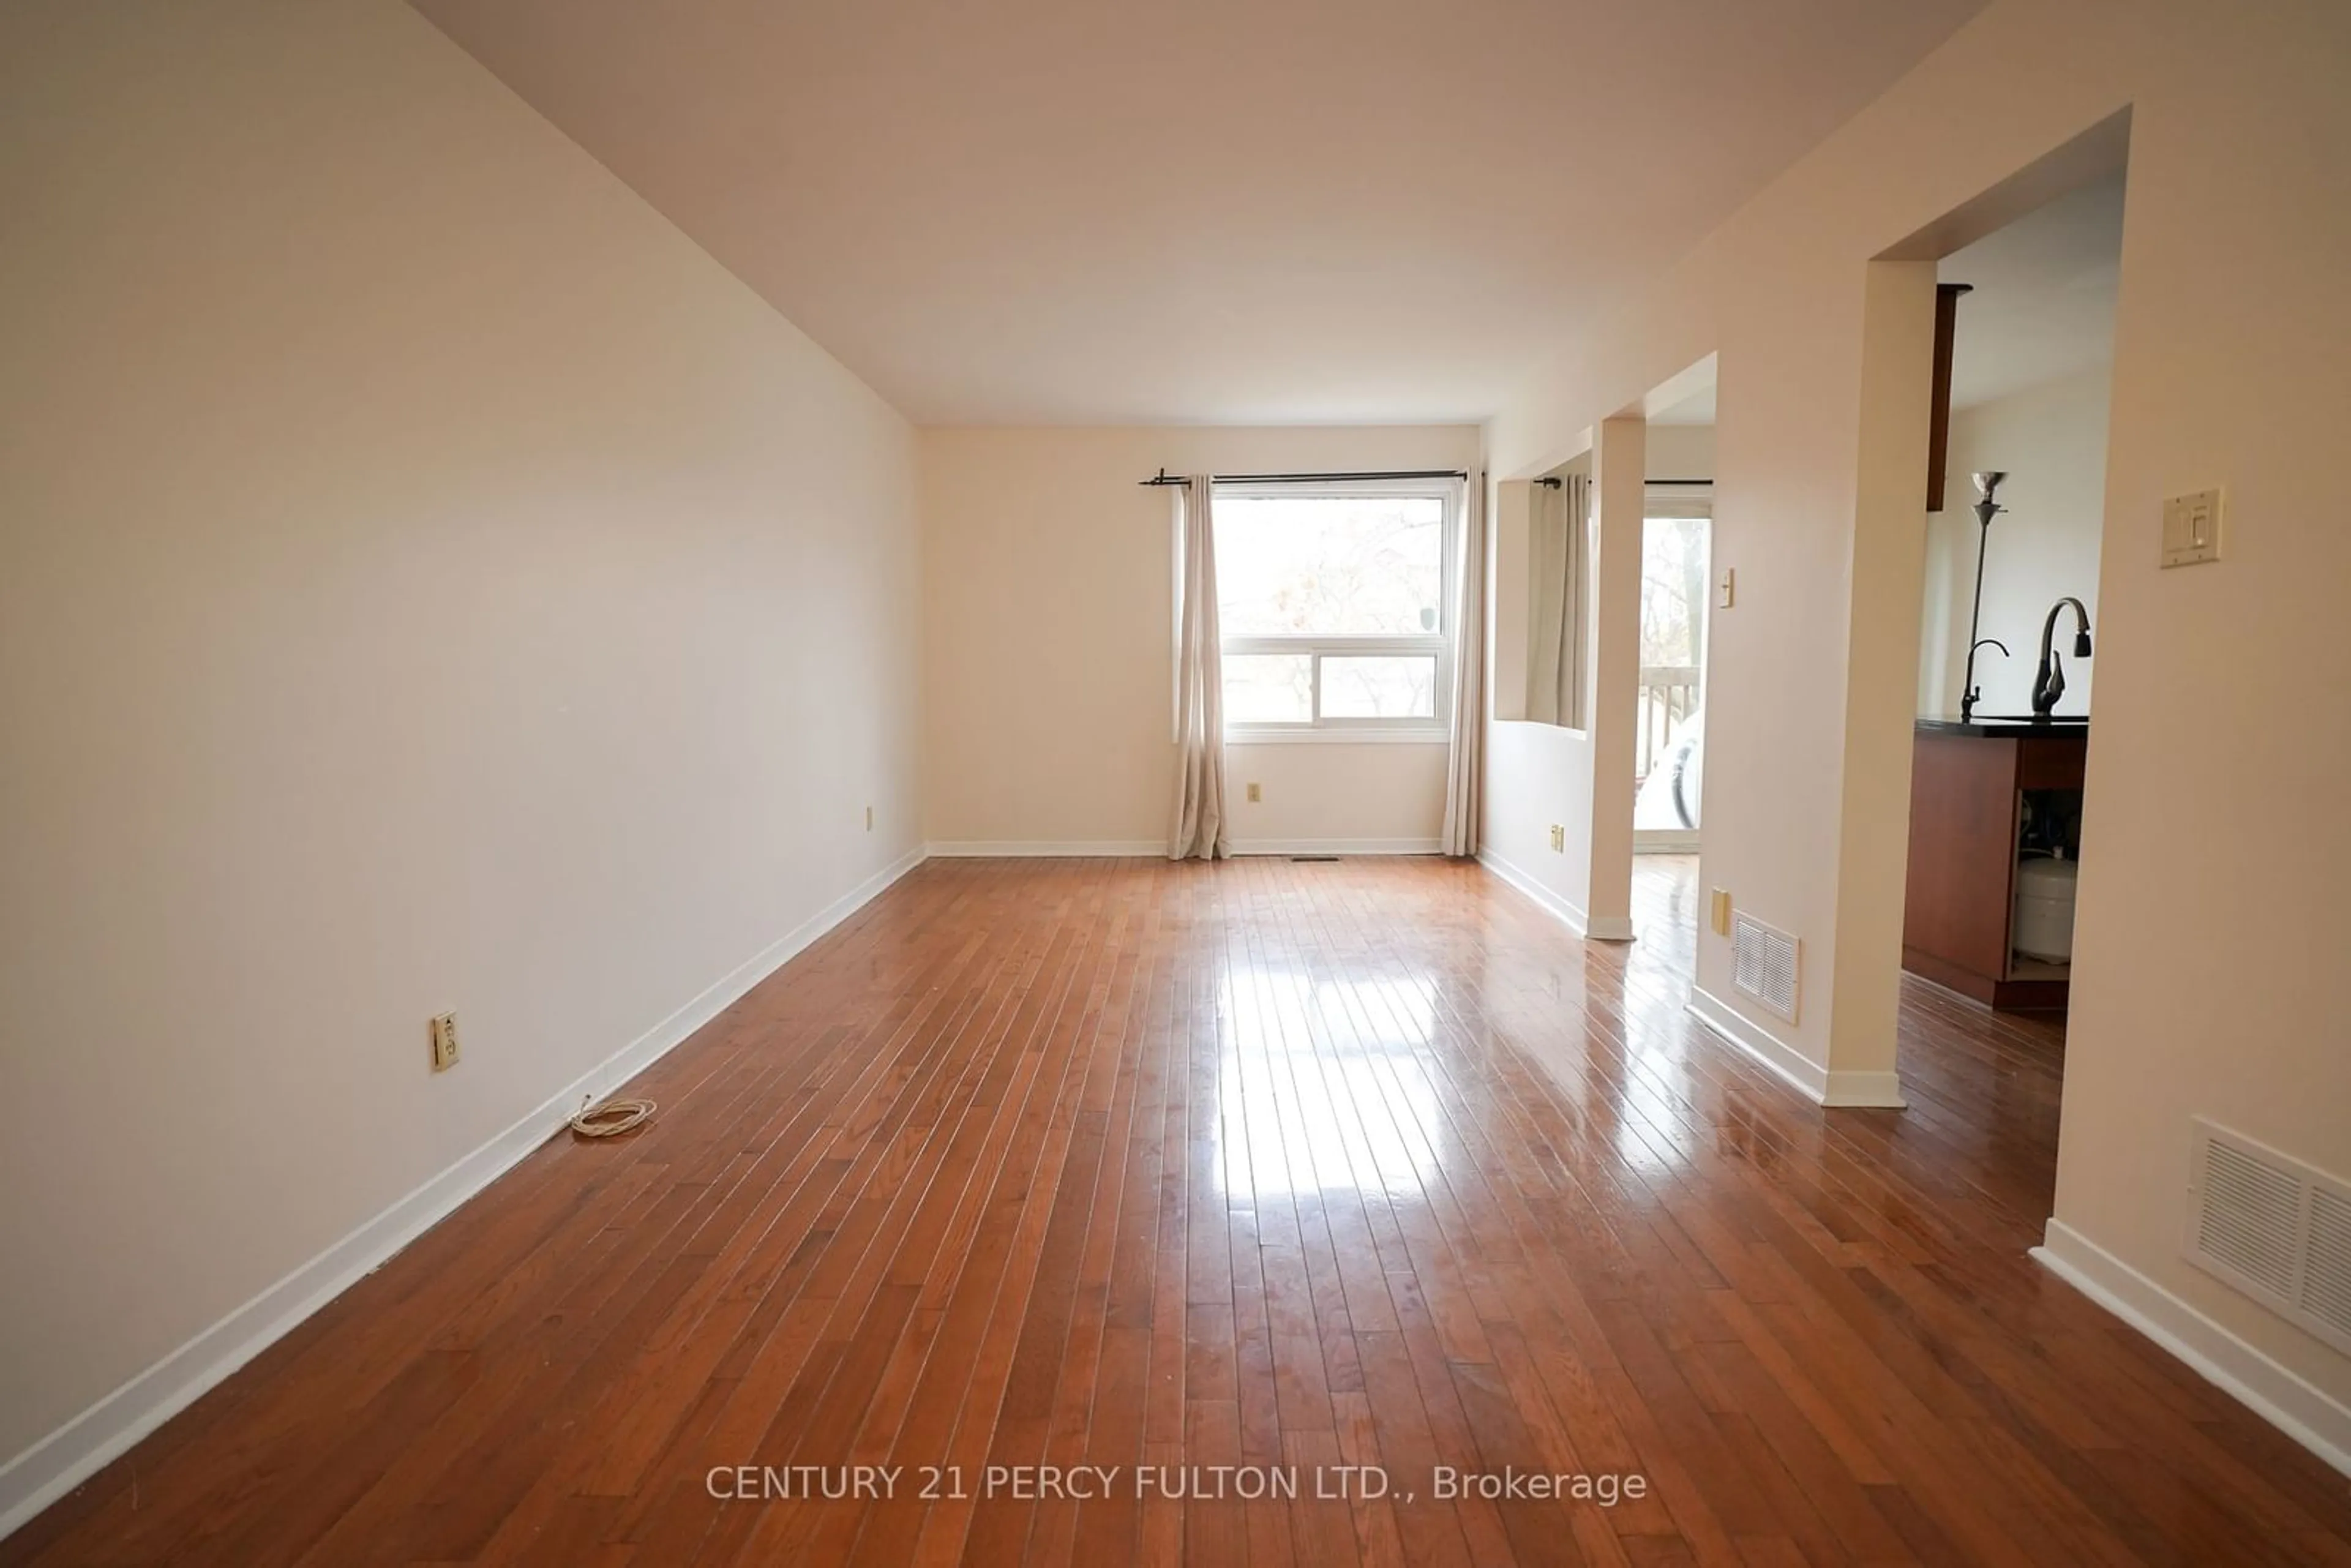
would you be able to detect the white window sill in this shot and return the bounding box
[1224,726,1452,746]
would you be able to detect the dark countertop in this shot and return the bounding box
[1916,716,2090,738]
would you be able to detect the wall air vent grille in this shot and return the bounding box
[1730,912,1799,1023]
[2195,1138,2301,1296]
[2300,1188,2351,1345]
[2184,1118,2351,1357]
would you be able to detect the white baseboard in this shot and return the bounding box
[924,839,1165,858]
[1686,985,1905,1108]
[1229,837,1443,857]
[1821,1071,1904,1106]
[2033,1218,2351,1478]
[0,842,929,1545]
[926,838,1444,860]
[1585,913,1637,941]
[1479,848,1600,940]
[1633,831,1701,854]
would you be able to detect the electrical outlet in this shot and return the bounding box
[1710,888,1733,936]
[864,804,874,831]
[429,1012,460,1072]
[1247,781,1262,803]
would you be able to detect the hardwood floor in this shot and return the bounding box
[9,854,2347,1566]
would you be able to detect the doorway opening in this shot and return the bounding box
[1902,171,2121,1013]
[1892,154,2126,1221]
[1630,376,1714,877]
[1620,366,1717,992]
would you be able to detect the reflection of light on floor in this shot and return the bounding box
[1608,853,1705,1174]
[1211,968,1444,1199]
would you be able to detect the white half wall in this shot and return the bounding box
[0,0,924,1515]
[1483,423,1715,932]
[920,425,1477,852]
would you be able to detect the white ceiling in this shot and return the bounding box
[1942,174,2124,408]
[412,0,1984,426]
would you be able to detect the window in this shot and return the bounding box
[1213,481,1455,738]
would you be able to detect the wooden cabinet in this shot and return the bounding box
[1902,725,2087,1010]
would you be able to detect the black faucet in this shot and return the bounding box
[1964,638,2009,720]
[2031,597,2093,716]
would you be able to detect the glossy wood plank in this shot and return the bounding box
[8,855,2349,1566]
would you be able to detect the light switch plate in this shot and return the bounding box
[1715,567,1736,608]
[2162,488,2223,567]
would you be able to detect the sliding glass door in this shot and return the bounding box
[1633,495,1709,850]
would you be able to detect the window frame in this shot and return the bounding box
[1213,477,1458,744]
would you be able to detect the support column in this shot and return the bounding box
[1824,258,1938,1106]
[1583,415,1645,940]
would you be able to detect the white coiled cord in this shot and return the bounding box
[569,1095,656,1138]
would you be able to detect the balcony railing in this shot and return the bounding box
[1636,665,1700,784]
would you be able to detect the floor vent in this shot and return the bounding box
[2186,1118,2351,1357]
[1289,854,1341,863]
[1730,911,1800,1022]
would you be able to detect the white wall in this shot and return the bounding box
[921,426,1479,853]
[0,0,923,1485]
[1482,0,2351,1427]
[1919,367,2113,715]
[1644,424,1719,482]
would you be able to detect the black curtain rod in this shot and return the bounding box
[1138,467,1467,487]
[1534,476,1712,488]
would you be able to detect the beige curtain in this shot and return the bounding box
[1524,474,1588,727]
[1168,476,1229,859]
[1441,473,1487,857]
